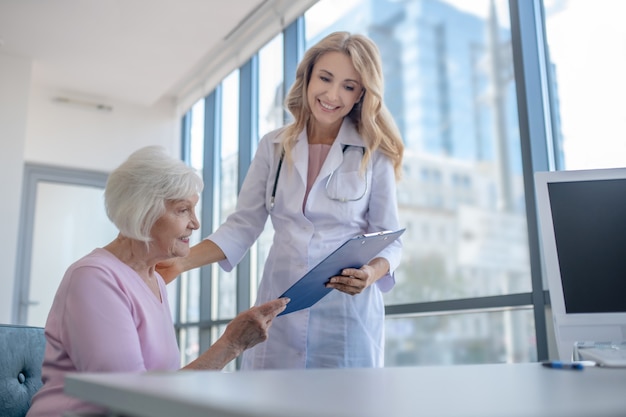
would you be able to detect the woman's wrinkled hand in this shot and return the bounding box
[222,298,290,352]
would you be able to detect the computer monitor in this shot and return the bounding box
[534,168,626,361]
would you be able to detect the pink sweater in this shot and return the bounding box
[27,248,180,417]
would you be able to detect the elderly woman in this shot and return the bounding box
[26,146,288,417]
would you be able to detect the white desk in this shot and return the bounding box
[64,363,626,417]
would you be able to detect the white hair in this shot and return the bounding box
[104,146,204,242]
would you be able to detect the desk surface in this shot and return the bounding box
[65,363,626,417]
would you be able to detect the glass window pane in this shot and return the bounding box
[221,71,240,220]
[178,99,206,325]
[178,267,201,324]
[385,308,537,366]
[190,99,205,172]
[216,70,240,320]
[258,33,285,138]
[305,0,530,301]
[179,326,200,367]
[254,34,284,296]
[305,0,533,363]
[544,0,626,170]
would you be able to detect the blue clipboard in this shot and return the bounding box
[277,228,405,316]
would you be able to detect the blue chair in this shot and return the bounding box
[0,324,46,417]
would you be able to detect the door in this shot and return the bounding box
[14,164,118,326]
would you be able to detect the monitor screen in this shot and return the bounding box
[547,178,626,314]
[535,168,626,360]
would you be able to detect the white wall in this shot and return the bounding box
[25,86,179,171]
[0,53,31,323]
[0,52,181,324]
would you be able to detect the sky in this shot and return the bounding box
[215,0,625,170]
[308,0,625,170]
[542,0,626,169]
[444,0,626,170]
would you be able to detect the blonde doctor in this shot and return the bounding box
[158,31,405,369]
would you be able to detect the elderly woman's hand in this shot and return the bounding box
[184,297,289,371]
[222,298,290,353]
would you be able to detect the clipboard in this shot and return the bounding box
[277,228,405,316]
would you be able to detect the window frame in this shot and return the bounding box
[176,0,561,365]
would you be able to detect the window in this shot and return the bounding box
[215,70,240,320]
[305,0,534,366]
[254,33,285,295]
[543,0,626,170]
[178,99,205,366]
[176,0,605,368]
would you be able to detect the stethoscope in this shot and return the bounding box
[270,144,367,209]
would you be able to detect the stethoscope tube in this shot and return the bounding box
[270,149,285,209]
[269,144,365,210]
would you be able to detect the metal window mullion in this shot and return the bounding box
[283,17,305,124]
[236,56,259,317]
[385,292,545,316]
[180,112,192,167]
[198,88,221,353]
[174,112,193,327]
[509,0,555,361]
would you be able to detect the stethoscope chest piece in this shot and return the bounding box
[270,144,367,209]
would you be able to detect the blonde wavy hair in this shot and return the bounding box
[281,31,404,179]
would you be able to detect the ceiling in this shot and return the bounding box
[0,0,301,108]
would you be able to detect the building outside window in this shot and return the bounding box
[176,0,623,369]
[304,0,534,366]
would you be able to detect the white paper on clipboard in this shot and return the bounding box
[277,228,405,316]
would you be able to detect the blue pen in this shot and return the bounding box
[541,361,584,370]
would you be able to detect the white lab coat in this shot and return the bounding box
[208,118,402,369]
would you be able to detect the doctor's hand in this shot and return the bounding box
[326,265,377,296]
[155,258,185,284]
[326,257,391,296]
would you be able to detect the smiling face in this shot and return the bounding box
[149,194,200,259]
[307,51,364,134]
